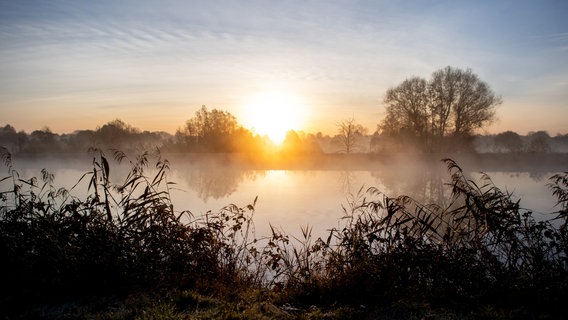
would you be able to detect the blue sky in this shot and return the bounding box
[1,0,567,135]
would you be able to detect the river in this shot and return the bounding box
[2,153,564,240]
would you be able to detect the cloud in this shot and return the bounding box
[1,1,567,134]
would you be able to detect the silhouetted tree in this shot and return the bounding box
[379,66,501,152]
[312,132,337,153]
[336,117,368,154]
[230,127,265,154]
[93,119,140,150]
[494,131,523,153]
[64,130,95,153]
[552,133,568,153]
[0,125,17,137]
[0,125,19,153]
[303,133,324,154]
[177,106,243,152]
[431,67,500,137]
[380,77,429,140]
[277,130,323,157]
[527,131,551,153]
[28,127,60,153]
[0,121,176,155]
[280,130,303,155]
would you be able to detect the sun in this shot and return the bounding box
[240,91,307,144]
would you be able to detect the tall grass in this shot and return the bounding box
[1,146,567,317]
[0,147,262,311]
[267,159,568,312]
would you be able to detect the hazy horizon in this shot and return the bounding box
[2,1,567,137]
[2,118,567,138]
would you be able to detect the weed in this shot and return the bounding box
[1,149,567,318]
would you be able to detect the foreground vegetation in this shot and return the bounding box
[1,147,567,319]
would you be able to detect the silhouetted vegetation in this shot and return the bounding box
[4,121,568,159]
[2,67,568,158]
[494,130,524,153]
[378,66,502,153]
[0,121,169,155]
[336,117,368,154]
[473,130,568,154]
[173,105,258,153]
[1,147,567,318]
[2,99,568,158]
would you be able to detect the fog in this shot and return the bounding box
[2,118,567,240]
[3,150,564,240]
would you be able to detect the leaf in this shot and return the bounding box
[112,149,127,163]
[0,146,12,167]
[101,156,110,178]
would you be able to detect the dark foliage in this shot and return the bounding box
[0,148,259,314]
[1,149,567,318]
[265,159,568,316]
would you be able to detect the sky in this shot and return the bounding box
[1,0,567,137]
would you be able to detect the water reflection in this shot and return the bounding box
[174,166,263,202]
[264,170,289,183]
[528,171,549,182]
[5,155,561,237]
[370,162,451,207]
[338,171,356,194]
[170,164,558,220]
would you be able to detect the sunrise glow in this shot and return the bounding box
[240,91,308,144]
[1,1,567,136]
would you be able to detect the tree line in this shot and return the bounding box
[0,120,168,155]
[2,120,565,156]
[0,112,324,156]
[1,66,567,155]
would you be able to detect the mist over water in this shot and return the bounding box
[3,153,562,240]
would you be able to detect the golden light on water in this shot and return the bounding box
[240,91,308,144]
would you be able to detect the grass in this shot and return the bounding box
[1,146,567,319]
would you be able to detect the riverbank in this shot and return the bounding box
[16,288,556,319]
[8,149,568,172]
[2,153,567,319]
[160,151,568,172]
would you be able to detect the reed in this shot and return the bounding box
[1,147,566,318]
[270,159,568,313]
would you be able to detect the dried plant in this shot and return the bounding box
[1,151,566,316]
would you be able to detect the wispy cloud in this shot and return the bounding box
[1,0,567,134]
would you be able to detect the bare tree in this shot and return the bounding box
[430,66,501,138]
[381,77,429,139]
[379,66,501,151]
[336,117,367,154]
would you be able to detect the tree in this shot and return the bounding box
[336,117,367,154]
[494,131,523,153]
[176,106,242,152]
[527,131,551,153]
[28,127,59,153]
[430,67,500,137]
[94,119,141,151]
[381,77,429,139]
[379,66,501,152]
[66,130,95,152]
[0,125,19,153]
[552,134,568,153]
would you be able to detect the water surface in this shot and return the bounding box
[2,154,561,239]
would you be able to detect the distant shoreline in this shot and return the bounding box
[7,151,567,173]
[163,152,568,172]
